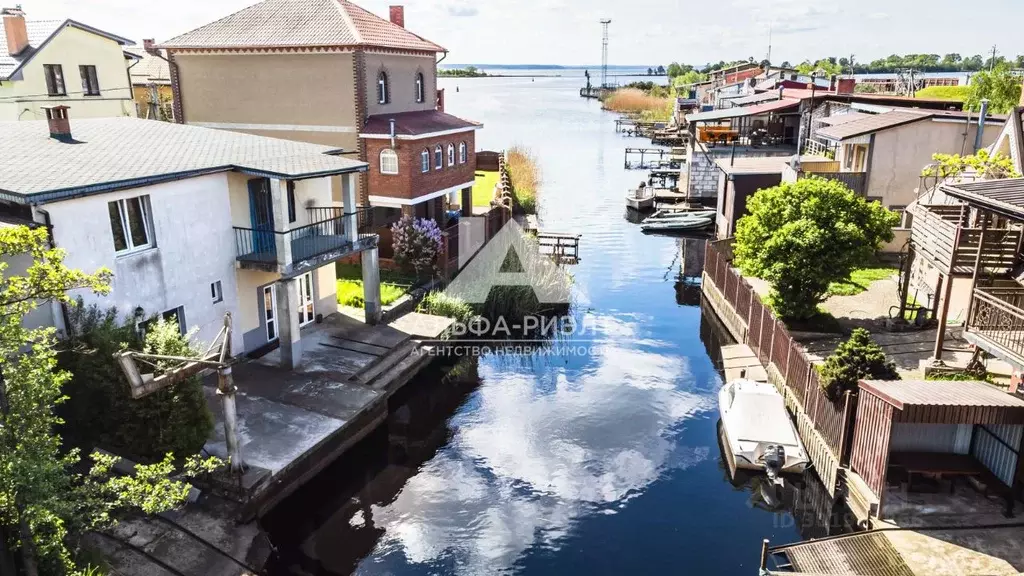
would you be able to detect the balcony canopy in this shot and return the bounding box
[942,178,1024,221]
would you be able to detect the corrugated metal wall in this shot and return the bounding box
[850,392,894,499]
[971,424,1023,486]
[890,423,972,454]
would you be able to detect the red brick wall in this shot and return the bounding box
[364,130,477,202]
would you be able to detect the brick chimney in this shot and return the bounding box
[142,38,159,56]
[389,5,404,27]
[837,78,856,95]
[436,88,445,113]
[2,6,28,56]
[42,105,72,142]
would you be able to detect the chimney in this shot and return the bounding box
[2,6,28,56]
[829,74,837,93]
[837,78,856,95]
[42,105,72,142]
[142,38,159,56]
[778,86,784,100]
[389,5,404,28]
[436,87,445,112]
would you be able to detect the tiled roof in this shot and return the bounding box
[125,48,171,85]
[1,19,133,80]
[362,110,481,136]
[0,117,367,202]
[160,0,444,52]
[815,110,931,141]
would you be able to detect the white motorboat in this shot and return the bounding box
[640,216,713,232]
[718,379,809,483]
[646,209,716,221]
[626,187,656,211]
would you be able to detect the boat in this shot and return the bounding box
[640,216,713,232]
[626,186,655,211]
[717,379,809,483]
[646,209,715,221]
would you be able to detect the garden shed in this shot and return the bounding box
[850,379,1024,519]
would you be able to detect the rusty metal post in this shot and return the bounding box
[964,212,989,326]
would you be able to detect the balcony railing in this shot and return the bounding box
[307,206,400,236]
[799,171,868,196]
[908,203,1022,275]
[233,207,378,271]
[967,287,1024,365]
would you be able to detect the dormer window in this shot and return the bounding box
[377,71,390,104]
[380,148,398,175]
[415,72,425,103]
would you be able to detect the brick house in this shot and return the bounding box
[159,0,482,226]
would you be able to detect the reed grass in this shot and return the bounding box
[506,145,540,213]
[602,88,673,119]
[418,291,475,322]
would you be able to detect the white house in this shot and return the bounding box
[0,109,378,368]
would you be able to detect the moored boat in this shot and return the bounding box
[639,216,713,232]
[717,379,809,483]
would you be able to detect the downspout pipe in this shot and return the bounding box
[974,99,989,153]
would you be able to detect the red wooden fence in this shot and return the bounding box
[704,241,856,461]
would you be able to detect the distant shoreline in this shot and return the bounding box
[439,74,563,78]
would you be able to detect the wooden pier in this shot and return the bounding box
[536,232,581,264]
[615,118,662,137]
[624,147,674,170]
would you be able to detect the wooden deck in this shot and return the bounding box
[908,203,1021,275]
[770,531,913,576]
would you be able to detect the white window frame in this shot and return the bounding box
[380,148,399,175]
[296,272,315,327]
[378,71,389,104]
[263,284,278,342]
[211,280,223,304]
[459,142,467,164]
[434,145,443,170]
[109,195,154,255]
[415,72,424,103]
[421,149,430,173]
[447,144,455,167]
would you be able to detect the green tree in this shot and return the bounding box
[819,328,899,399]
[922,149,1020,181]
[666,62,684,78]
[0,226,218,574]
[966,64,1022,113]
[734,178,899,321]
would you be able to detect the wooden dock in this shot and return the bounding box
[624,147,677,170]
[536,231,581,264]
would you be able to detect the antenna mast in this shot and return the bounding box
[766,23,772,66]
[600,19,611,89]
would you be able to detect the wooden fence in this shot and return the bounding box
[705,241,857,463]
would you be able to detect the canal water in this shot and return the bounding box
[263,70,844,575]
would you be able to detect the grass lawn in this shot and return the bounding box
[826,267,898,297]
[337,279,406,308]
[472,170,500,207]
[336,262,417,286]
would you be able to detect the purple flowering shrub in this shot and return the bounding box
[391,215,443,277]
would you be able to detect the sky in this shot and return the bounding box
[19,0,1024,67]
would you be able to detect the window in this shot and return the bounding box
[296,272,315,327]
[421,148,430,173]
[43,64,65,96]
[415,72,425,103]
[139,306,185,337]
[459,142,467,164]
[380,149,399,175]
[79,65,99,95]
[287,181,296,223]
[434,145,442,170]
[447,144,455,167]
[377,71,390,104]
[211,281,223,304]
[108,195,153,254]
[263,285,277,341]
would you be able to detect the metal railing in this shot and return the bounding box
[967,287,1024,360]
[800,171,868,196]
[234,212,352,266]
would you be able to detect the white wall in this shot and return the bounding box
[43,173,243,352]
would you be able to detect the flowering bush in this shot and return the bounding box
[391,215,443,277]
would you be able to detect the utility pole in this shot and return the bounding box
[600,19,611,89]
[766,23,772,67]
[991,45,998,72]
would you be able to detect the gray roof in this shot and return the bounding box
[715,157,787,175]
[815,110,932,141]
[161,0,444,53]
[0,117,367,203]
[817,111,873,126]
[726,91,782,106]
[941,178,1024,221]
[861,379,1024,410]
[1,19,134,80]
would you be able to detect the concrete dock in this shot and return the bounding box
[202,312,454,519]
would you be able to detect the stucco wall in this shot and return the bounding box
[363,53,437,116]
[868,119,1002,207]
[43,173,243,352]
[1,251,63,331]
[0,25,135,121]
[237,265,337,353]
[175,52,358,128]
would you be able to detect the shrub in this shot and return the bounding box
[819,328,899,399]
[336,280,405,307]
[391,215,443,277]
[734,177,899,321]
[59,302,213,462]
[418,291,475,322]
[506,146,540,213]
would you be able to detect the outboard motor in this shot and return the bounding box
[763,444,786,484]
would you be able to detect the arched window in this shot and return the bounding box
[377,71,390,104]
[379,148,398,175]
[420,148,430,173]
[458,141,468,164]
[434,145,442,170]
[447,143,455,167]
[415,72,425,103]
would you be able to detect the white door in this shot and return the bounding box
[263,284,278,342]
[297,272,315,327]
